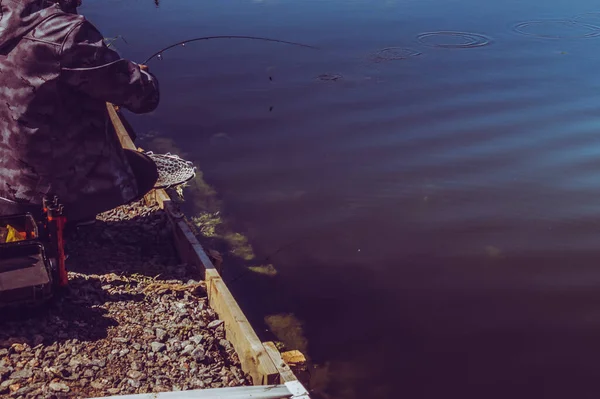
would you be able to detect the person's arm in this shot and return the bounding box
[59,19,159,114]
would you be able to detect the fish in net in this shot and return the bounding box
[145,152,197,189]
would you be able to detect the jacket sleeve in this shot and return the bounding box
[59,19,160,114]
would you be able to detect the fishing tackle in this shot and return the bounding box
[142,35,319,64]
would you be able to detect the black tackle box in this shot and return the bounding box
[0,213,54,308]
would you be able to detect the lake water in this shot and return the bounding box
[85,0,600,397]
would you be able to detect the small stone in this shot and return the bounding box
[91,359,106,367]
[207,320,224,329]
[0,349,8,356]
[1,379,15,389]
[128,378,141,388]
[151,342,166,353]
[143,328,155,336]
[15,384,38,395]
[190,335,203,345]
[9,369,32,379]
[191,347,206,361]
[112,337,130,344]
[107,387,121,394]
[90,381,105,389]
[181,344,195,355]
[127,370,144,380]
[84,369,95,378]
[155,328,167,342]
[219,339,232,350]
[49,382,70,393]
[119,349,130,357]
[132,343,142,351]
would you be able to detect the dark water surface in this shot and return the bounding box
[86,0,600,397]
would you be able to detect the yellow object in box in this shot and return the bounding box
[5,225,26,243]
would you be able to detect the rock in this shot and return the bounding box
[151,342,166,353]
[9,368,32,379]
[49,382,70,393]
[155,328,167,342]
[14,384,39,395]
[128,378,141,388]
[181,344,195,355]
[90,381,105,389]
[190,335,203,345]
[1,379,16,389]
[112,337,130,344]
[83,369,95,378]
[219,339,232,351]
[191,347,206,361]
[143,328,155,337]
[91,359,106,367]
[127,370,145,380]
[107,387,121,394]
[207,320,224,329]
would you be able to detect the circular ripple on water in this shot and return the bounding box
[573,12,600,26]
[370,47,422,62]
[416,31,492,48]
[513,19,600,39]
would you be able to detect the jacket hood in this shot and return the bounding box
[0,0,73,53]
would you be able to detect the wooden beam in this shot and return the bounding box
[208,277,280,385]
[106,103,135,149]
[263,342,299,383]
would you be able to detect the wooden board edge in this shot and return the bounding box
[208,277,280,386]
[263,342,300,383]
[107,102,171,210]
[107,103,135,150]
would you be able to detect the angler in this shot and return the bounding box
[0,0,161,223]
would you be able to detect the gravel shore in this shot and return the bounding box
[0,200,249,399]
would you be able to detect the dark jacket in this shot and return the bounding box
[0,0,159,220]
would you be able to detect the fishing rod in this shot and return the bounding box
[142,35,319,64]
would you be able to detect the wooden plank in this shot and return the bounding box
[263,342,299,383]
[208,277,280,386]
[152,189,171,209]
[106,103,135,149]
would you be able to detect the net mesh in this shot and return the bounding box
[145,152,197,189]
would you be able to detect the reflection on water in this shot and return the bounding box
[84,0,600,397]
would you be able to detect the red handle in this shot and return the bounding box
[48,215,68,287]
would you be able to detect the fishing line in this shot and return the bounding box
[142,35,319,64]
